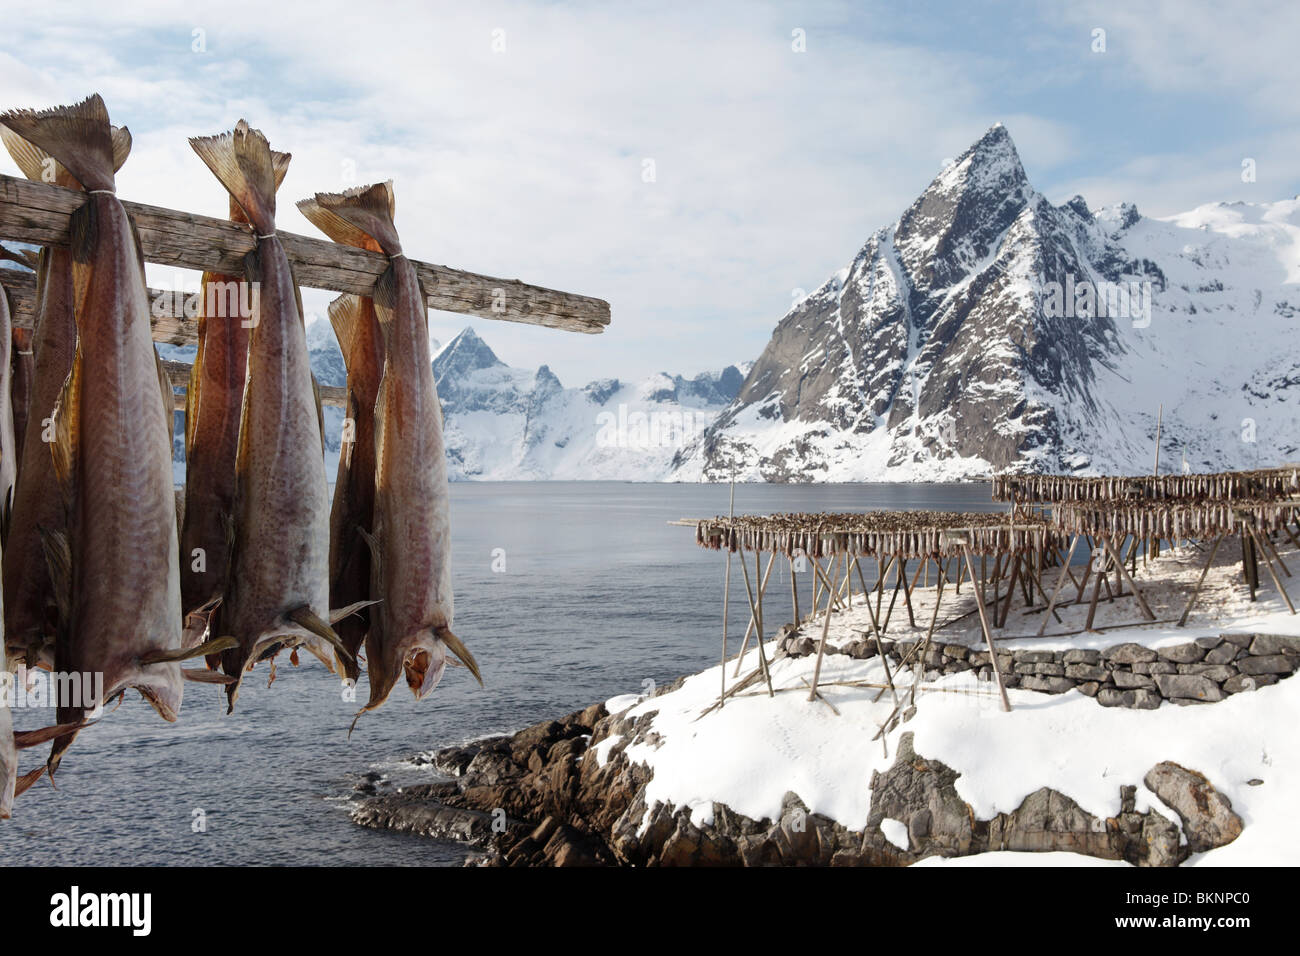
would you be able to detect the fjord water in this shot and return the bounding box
[2,482,995,866]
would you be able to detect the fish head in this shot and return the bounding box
[400,631,448,700]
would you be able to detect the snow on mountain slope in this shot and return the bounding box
[432,327,745,480]
[672,125,1300,482]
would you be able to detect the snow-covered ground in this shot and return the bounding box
[594,539,1300,865]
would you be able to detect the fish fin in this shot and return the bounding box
[327,294,363,364]
[289,647,300,667]
[139,634,237,665]
[296,181,398,255]
[356,524,381,565]
[188,120,283,236]
[435,626,482,687]
[287,605,356,671]
[0,94,117,192]
[154,345,176,437]
[50,347,82,508]
[182,595,222,649]
[329,599,380,625]
[182,667,237,684]
[110,124,131,172]
[13,720,85,749]
[37,526,73,629]
[14,764,46,797]
[312,372,325,454]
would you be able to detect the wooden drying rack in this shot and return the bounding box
[0,172,612,407]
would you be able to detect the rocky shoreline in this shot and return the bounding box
[347,630,1297,866]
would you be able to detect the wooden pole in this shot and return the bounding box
[1248,525,1297,615]
[732,551,777,676]
[1100,535,1156,621]
[1177,532,1225,627]
[1153,403,1163,475]
[806,580,838,702]
[790,552,800,625]
[736,546,775,697]
[963,546,1011,712]
[1036,534,1079,636]
[719,481,735,707]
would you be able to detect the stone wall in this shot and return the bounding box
[777,631,1300,708]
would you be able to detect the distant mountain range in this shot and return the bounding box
[165,322,746,482]
[669,123,1300,481]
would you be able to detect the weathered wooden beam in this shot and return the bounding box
[0,172,611,334]
[1,267,204,345]
[160,359,346,410]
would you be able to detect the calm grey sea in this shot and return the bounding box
[2,481,996,866]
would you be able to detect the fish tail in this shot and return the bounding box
[138,634,237,665]
[297,181,400,256]
[0,94,129,193]
[13,720,85,749]
[14,764,47,798]
[287,605,357,674]
[188,120,289,237]
[435,625,482,687]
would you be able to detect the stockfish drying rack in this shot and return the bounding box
[0,171,611,407]
[678,465,1300,720]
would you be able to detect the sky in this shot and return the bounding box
[1,0,1297,386]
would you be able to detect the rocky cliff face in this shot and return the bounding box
[673,124,1300,481]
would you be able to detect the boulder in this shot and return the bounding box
[1236,655,1297,676]
[1157,643,1205,664]
[1222,673,1278,694]
[1248,635,1300,657]
[1143,762,1243,853]
[1153,674,1225,702]
[1105,643,1158,664]
[1113,670,1154,690]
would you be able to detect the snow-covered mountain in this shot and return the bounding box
[166,322,745,482]
[427,327,745,480]
[671,123,1300,481]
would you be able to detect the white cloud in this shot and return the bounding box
[1,1,1295,384]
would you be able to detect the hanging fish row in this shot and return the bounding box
[1049,499,1299,539]
[694,510,1060,559]
[991,467,1300,505]
[0,94,477,820]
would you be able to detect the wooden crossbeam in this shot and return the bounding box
[0,172,611,336]
[159,359,346,410]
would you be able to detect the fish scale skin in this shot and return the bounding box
[220,236,330,676]
[368,258,452,703]
[4,248,76,659]
[179,270,249,616]
[63,195,181,722]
